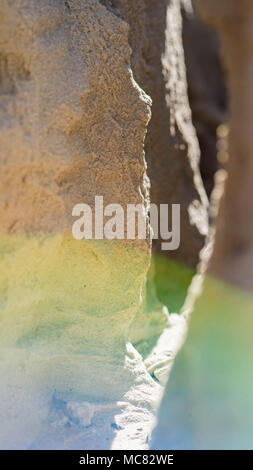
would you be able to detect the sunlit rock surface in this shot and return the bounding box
[0,0,208,449]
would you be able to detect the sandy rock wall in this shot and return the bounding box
[0,0,158,449]
[0,0,208,449]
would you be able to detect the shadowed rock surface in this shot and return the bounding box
[106,0,208,268]
[182,3,227,197]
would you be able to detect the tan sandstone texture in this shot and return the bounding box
[0,0,208,449]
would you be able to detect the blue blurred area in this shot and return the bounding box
[152,276,253,449]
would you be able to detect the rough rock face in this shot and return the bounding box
[0,0,208,449]
[196,0,253,291]
[106,0,208,268]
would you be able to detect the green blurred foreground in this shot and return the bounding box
[152,255,253,449]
